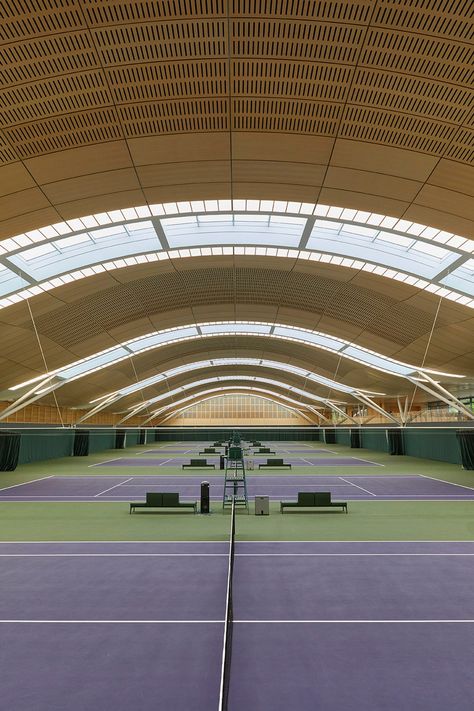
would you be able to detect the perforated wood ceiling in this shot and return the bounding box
[0,1,472,416]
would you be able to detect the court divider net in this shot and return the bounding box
[218,497,236,711]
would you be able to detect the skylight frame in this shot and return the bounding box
[0,200,472,310]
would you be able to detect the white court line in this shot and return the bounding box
[0,553,228,557]
[2,539,471,544]
[0,475,53,493]
[94,478,133,497]
[349,457,385,467]
[88,458,123,467]
[339,477,376,497]
[0,619,224,624]
[236,553,474,557]
[0,619,471,624]
[299,458,315,465]
[418,473,474,491]
[158,459,174,466]
[1,552,474,557]
[234,619,474,624]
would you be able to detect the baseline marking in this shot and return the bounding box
[0,619,224,624]
[350,457,384,467]
[0,475,54,493]
[234,619,474,624]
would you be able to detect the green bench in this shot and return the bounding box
[280,492,348,514]
[252,441,262,447]
[259,458,292,469]
[130,492,197,514]
[255,447,275,454]
[199,447,217,454]
[182,458,216,469]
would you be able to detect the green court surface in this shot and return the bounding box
[0,441,473,542]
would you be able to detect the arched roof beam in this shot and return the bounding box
[157,393,318,426]
[72,358,388,425]
[139,385,329,425]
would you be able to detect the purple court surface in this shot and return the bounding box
[91,456,381,467]
[1,474,474,501]
[0,540,473,711]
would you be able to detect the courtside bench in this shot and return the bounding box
[182,458,216,469]
[280,492,348,513]
[199,447,217,454]
[259,458,292,469]
[130,492,197,514]
[254,447,276,455]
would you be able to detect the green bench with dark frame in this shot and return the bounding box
[254,447,275,455]
[252,441,262,447]
[199,447,217,454]
[280,492,348,514]
[182,458,216,469]
[259,458,292,469]
[130,492,197,514]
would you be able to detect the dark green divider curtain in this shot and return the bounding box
[350,429,361,448]
[324,428,336,444]
[387,429,405,455]
[456,430,474,470]
[73,430,89,456]
[115,430,126,449]
[139,429,146,445]
[0,431,21,471]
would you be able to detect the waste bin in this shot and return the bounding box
[255,495,269,515]
[200,481,210,514]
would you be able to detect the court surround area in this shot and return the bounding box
[0,436,473,709]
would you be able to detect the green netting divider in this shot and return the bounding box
[125,430,139,447]
[88,430,116,454]
[404,428,461,464]
[334,428,351,446]
[19,429,75,465]
[360,428,389,452]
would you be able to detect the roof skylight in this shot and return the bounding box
[0,200,472,311]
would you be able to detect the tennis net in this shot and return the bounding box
[218,496,236,711]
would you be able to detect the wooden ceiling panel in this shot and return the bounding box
[233,132,334,163]
[42,168,141,204]
[128,134,230,166]
[401,204,474,241]
[56,190,146,221]
[0,207,61,241]
[233,182,318,203]
[413,184,474,223]
[24,142,133,185]
[137,161,229,189]
[0,186,51,221]
[428,159,474,197]
[323,166,421,202]
[330,140,438,181]
[0,162,36,195]
[233,160,325,187]
[317,188,409,217]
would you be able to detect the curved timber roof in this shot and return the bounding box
[0,1,472,422]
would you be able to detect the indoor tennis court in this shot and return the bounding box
[1,3,473,709]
